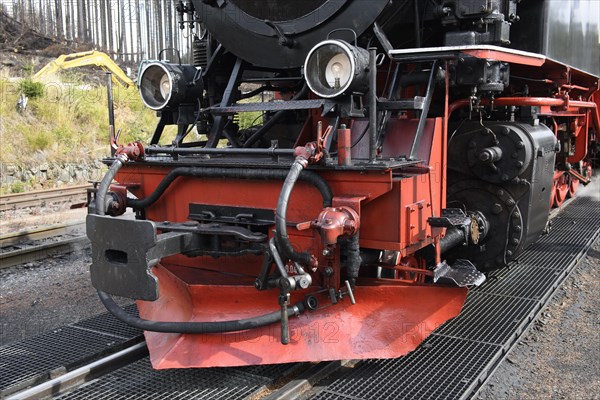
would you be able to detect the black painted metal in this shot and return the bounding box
[73,304,142,340]
[0,305,142,397]
[311,195,600,400]
[210,99,336,115]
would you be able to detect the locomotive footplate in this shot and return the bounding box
[87,214,267,301]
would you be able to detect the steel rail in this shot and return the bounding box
[0,235,89,269]
[5,342,148,400]
[0,220,85,248]
[0,184,89,212]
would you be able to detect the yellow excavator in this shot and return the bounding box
[18,51,135,111]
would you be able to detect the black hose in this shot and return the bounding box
[95,154,127,216]
[275,158,313,266]
[341,234,361,287]
[94,158,311,334]
[126,166,332,210]
[98,290,305,334]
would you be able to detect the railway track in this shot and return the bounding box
[0,184,89,213]
[0,222,88,269]
[2,183,598,400]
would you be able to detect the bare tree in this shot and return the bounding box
[155,0,163,58]
[54,0,63,38]
[145,0,152,59]
[37,0,45,35]
[128,0,135,61]
[76,0,84,40]
[106,0,114,52]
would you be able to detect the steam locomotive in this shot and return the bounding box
[87,0,599,368]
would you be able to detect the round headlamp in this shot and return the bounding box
[304,40,370,98]
[139,61,203,111]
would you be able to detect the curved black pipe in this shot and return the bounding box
[275,158,313,266]
[95,154,127,216]
[94,158,311,334]
[126,166,332,210]
[98,291,305,334]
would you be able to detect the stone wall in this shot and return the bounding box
[0,161,107,192]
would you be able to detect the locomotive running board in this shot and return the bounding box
[137,264,468,368]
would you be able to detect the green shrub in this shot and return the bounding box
[22,62,35,77]
[19,78,45,99]
[24,130,52,151]
[238,111,263,130]
[11,181,25,193]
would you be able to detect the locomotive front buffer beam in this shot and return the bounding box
[87,214,272,301]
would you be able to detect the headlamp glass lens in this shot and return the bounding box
[305,41,356,98]
[139,64,172,110]
[325,55,351,89]
[159,74,171,99]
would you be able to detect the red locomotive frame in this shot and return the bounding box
[88,11,599,368]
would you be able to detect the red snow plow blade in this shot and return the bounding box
[138,264,467,368]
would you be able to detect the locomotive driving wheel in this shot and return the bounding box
[567,174,580,198]
[554,173,569,207]
[549,180,557,208]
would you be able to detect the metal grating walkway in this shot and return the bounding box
[0,304,142,397]
[313,195,600,400]
[55,359,294,400]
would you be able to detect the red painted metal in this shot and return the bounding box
[449,97,598,117]
[462,49,545,67]
[302,206,360,245]
[138,264,467,368]
[337,126,352,166]
[553,172,569,208]
[567,174,579,198]
[111,109,460,369]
